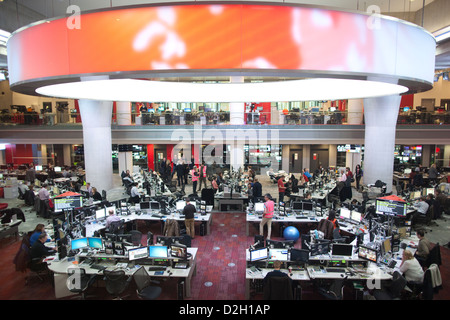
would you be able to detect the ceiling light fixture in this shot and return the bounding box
[36,78,408,103]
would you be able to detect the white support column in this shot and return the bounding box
[282,145,290,172]
[116,101,132,126]
[63,145,72,167]
[302,144,310,172]
[363,95,401,193]
[328,144,337,168]
[229,76,245,125]
[78,99,113,193]
[444,145,450,167]
[347,99,364,125]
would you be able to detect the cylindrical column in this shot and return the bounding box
[347,99,364,125]
[63,145,72,166]
[116,101,132,125]
[79,99,113,193]
[363,95,401,193]
[229,76,245,125]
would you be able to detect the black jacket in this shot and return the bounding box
[253,182,263,198]
[30,240,55,260]
[183,203,196,219]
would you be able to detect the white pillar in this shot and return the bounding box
[329,144,337,168]
[444,145,450,167]
[282,145,290,172]
[116,101,132,126]
[40,144,47,165]
[302,145,310,172]
[63,145,72,166]
[229,76,245,125]
[347,99,364,125]
[363,95,401,193]
[79,99,113,193]
[229,144,245,172]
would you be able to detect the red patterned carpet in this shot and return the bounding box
[0,212,448,300]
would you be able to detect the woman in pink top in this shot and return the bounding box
[260,194,275,239]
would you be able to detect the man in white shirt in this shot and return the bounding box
[414,197,429,215]
[106,209,121,228]
[130,183,142,204]
[38,184,50,218]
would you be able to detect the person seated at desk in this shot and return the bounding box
[263,260,291,285]
[399,250,424,284]
[412,167,424,188]
[30,224,53,246]
[304,192,312,201]
[212,177,219,191]
[30,232,56,261]
[91,187,103,202]
[129,183,142,204]
[414,229,433,267]
[106,209,121,228]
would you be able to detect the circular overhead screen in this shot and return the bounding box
[7,2,435,99]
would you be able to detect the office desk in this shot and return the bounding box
[245,213,319,236]
[85,212,213,237]
[47,248,198,299]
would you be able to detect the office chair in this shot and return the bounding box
[263,276,294,300]
[103,269,133,300]
[101,190,107,201]
[132,267,162,300]
[372,271,407,300]
[66,267,97,300]
[129,230,143,246]
[316,277,348,300]
[425,243,441,268]
[109,220,125,235]
[414,205,434,226]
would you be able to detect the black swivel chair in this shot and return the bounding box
[372,271,407,300]
[66,267,97,300]
[132,267,162,300]
[109,220,125,235]
[101,190,107,201]
[103,269,133,300]
[263,276,293,300]
[316,277,348,300]
[130,230,143,246]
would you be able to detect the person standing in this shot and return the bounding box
[191,166,199,195]
[428,164,439,185]
[183,200,197,239]
[38,183,50,218]
[176,160,185,189]
[278,175,286,204]
[25,163,36,184]
[197,163,207,192]
[253,178,263,199]
[354,164,363,191]
[260,194,275,240]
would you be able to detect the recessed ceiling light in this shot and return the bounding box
[36,78,408,103]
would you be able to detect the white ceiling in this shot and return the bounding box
[17,0,436,19]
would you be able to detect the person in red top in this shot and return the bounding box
[278,175,286,203]
[260,194,275,239]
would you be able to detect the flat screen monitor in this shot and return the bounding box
[292,202,302,210]
[35,165,43,171]
[268,248,288,261]
[358,246,378,263]
[254,202,265,212]
[375,199,407,217]
[54,166,62,172]
[310,241,331,256]
[71,237,88,250]
[88,237,103,249]
[423,188,435,196]
[409,191,420,200]
[404,168,412,174]
[302,201,313,211]
[331,244,353,257]
[104,240,114,254]
[0,173,3,179]
[150,201,160,210]
[128,246,148,261]
[149,245,168,258]
[176,201,186,211]
[340,207,351,220]
[95,208,106,220]
[54,196,83,213]
[290,248,310,263]
[140,201,150,210]
[350,210,362,223]
[170,243,187,259]
[266,239,294,249]
[249,247,268,262]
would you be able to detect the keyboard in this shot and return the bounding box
[90,264,107,270]
[296,216,308,219]
[147,266,167,271]
[326,268,346,273]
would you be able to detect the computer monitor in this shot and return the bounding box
[310,240,331,256]
[104,240,114,254]
[87,237,103,249]
[128,246,148,261]
[176,200,186,211]
[423,188,435,196]
[54,166,62,172]
[71,237,88,250]
[331,244,353,257]
[156,236,174,246]
[105,205,116,215]
[302,201,313,211]
[358,245,378,263]
[140,201,150,210]
[249,247,268,262]
[350,210,362,223]
[149,245,168,258]
[404,168,412,174]
[290,248,310,263]
[53,196,83,213]
[268,248,289,261]
[254,202,265,213]
[35,165,43,171]
[340,207,351,220]
[95,208,106,220]
[292,202,302,210]
[266,239,295,249]
[150,201,160,210]
[170,243,187,259]
[375,199,407,217]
